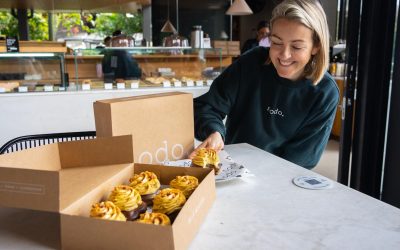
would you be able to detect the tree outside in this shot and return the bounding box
[0,12,48,40]
[93,13,142,36]
[0,11,142,41]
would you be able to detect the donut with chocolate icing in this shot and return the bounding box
[191,148,221,175]
[170,175,199,198]
[136,212,171,225]
[152,188,186,215]
[108,185,147,221]
[90,201,126,221]
[129,171,161,205]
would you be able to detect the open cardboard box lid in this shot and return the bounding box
[0,135,134,212]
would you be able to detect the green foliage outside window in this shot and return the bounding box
[0,12,18,37]
[93,13,142,36]
[0,12,48,40]
[0,11,142,41]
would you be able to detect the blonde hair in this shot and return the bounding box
[270,0,330,85]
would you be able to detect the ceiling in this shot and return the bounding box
[0,0,272,13]
[0,0,151,12]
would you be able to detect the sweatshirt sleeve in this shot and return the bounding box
[279,81,339,169]
[193,53,244,141]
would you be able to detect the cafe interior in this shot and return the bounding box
[0,0,399,249]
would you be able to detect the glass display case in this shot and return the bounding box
[67,47,226,90]
[0,52,66,93]
[0,47,229,93]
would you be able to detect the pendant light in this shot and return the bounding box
[161,0,177,33]
[226,0,253,15]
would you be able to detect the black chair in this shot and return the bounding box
[0,131,96,154]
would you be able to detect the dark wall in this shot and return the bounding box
[240,0,338,46]
[152,0,229,46]
[152,0,338,46]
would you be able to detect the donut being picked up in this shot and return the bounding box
[191,148,221,175]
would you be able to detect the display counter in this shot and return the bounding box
[0,41,67,53]
[66,47,232,84]
[0,47,230,93]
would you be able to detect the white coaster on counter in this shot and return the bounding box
[292,176,333,190]
[0,87,5,93]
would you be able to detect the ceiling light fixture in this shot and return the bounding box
[226,0,253,15]
[161,0,177,33]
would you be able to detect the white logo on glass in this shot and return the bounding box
[266,106,284,117]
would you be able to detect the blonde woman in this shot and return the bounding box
[191,0,339,169]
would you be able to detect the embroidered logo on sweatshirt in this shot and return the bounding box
[266,106,284,117]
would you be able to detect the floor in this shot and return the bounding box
[313,139,340,181]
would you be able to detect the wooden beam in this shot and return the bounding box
[0,0,151,12]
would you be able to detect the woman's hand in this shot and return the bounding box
[189,131,224,159]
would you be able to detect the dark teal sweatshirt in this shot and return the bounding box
[194,47,339,169]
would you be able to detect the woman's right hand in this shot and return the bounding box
[188,131,224,159]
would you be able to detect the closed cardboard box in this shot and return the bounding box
[0,135,216,250]
[94,92,194,164]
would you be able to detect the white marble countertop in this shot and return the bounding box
[190,144,400,249]
[0,143,400,249]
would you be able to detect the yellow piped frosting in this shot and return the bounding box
[152,188,186,215]
[136,212,171,225]
[129,171,161,195]
[170,175,199,198]
[90,201,127,221]
[108,185,143,212]
[192,148,220,168]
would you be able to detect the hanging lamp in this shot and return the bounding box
[161,0,177,33]
[226,0,253,15]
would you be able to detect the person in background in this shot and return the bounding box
[191,0,339,169]
[102,31,141,81]
[241,20,271,54]
[104,36,112,47]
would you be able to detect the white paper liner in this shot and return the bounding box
[163,150,252,182]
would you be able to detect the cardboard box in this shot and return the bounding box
[94,92,194,165]
[0,135,216,250]
[0,135,133,212]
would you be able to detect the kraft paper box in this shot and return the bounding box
[0,135,216,250]
[0,135,133,212]
[94,92,194,164]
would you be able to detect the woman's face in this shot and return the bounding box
[269,18,319,81]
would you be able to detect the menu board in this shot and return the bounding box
[6,36,19,52]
